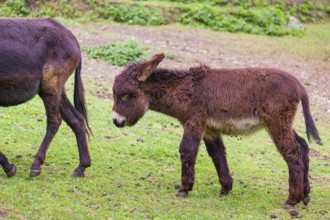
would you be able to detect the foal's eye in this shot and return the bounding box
[120,93,134,102]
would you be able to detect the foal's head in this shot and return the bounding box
[112,53,165,127]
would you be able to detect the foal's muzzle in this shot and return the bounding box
[112,111,127,128]
[113,118,126,128]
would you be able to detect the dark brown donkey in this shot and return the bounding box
[112,53,321,215]
[0,18,91,178]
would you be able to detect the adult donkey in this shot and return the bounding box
[0,18,91,178]
[112,53,321,216]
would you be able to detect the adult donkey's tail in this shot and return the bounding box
[74,59,92,136]
[301,94,321,145]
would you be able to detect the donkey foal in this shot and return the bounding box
[112,53,321,216]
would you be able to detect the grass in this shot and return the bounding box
[0,21,330,219]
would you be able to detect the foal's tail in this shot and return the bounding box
[74,59,92,137]
[301,93,321,145]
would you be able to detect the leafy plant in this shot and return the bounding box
[83,41,147,66]
[179,5,299,36]
[91,3,165,25]
[0,0,29,17]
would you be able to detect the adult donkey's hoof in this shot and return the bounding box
[71,171,85,178]
[30,169,42,178]
[6,165,16,177]
[176,191,188,198]
[302,195,310,206]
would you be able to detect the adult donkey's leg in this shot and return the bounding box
[0,152,16,177]
[60,91,91,177]
[204,133,233,196]
[30,91,62,177]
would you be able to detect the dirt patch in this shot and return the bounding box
[0,210,8,218]
[310,149,330,161]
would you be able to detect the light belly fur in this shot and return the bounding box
[206,117,263,135]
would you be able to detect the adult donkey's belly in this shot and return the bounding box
[0,74,40,106]
[0,42,44,107]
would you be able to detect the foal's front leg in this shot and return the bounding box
[176,121,204,198]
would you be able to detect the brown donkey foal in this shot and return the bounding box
[0,18,91,178]
[112,54,321,215]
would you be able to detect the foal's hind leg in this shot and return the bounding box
[294,130,311,206]
[60,91,91,177]
[0,152,16,177]
[203,133,233,196]
[30,91,62,177]
[267,125,304,216]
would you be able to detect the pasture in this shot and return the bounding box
[0,18,329,219]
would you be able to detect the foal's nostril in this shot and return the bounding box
[113,118,126,128]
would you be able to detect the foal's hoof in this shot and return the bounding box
[6,165,16,177]
[303,195,310,206]
[284,204,299,217]
[71,171,85,178]
[29,169,42,178]
[176,191,188,198]
[220,192,228,198]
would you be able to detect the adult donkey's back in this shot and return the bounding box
[0,18,91,177]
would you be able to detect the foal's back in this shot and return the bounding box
[200,68,306,134]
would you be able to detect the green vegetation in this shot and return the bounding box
[90,3,166,25]
[83,41,147,66]
[178,5,298,36]
[0,0,28,17]
[1,0,329,36]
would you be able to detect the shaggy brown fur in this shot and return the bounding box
[112,54,321,215]
[0,18,91,178]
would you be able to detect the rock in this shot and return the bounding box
[270,213,277,218]
[288,16,305,30]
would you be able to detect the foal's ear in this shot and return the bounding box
[135,53,165,82]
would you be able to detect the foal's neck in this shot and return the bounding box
[141,67,204,120]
